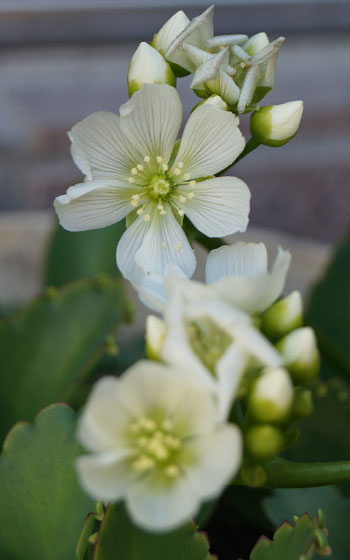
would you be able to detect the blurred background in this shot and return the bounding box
[0,0,349,305]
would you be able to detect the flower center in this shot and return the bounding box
[148,174,172,199]
[129,414,183,480]
[187,318,232,376]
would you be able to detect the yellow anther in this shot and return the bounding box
[184,173,190,180]
[179,195,187,203]
[187,192,195,199]
[137,164,144,171]
[161,242,167,248]
[137,208,144,215]
[161,163,169,171]
[132,455,155,472]
[144,155,151,162]
[173,168,181,176]
[160,209,167,215]
[156,156,163,163]
[176,241,183,251]
[128,177,135,183]
[143,215,151,222]
[131,167,138,175]
[189,180,196,187]
[131,199,138,207]
[132,194,140,199]
[177,162,184,169]
[178,209,185,217]
[165,465,180,478]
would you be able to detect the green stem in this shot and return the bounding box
[262,457,350,488]
[217,137,260,176]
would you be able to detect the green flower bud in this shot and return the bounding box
[292,388,314,418]
[249,367,293,423]
[128,42,176,97]
[250,101,304,147]
[246,424,283,460]
[277,327,320,384]
[261,291,303,342]
[145,315,167,361]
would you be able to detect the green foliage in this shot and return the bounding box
[0,404,94,560]
[0,276,126,441]
[250,512,330,560]
[44,222,125,287]
[306,233,350,380]
[264,488,347,560]
[93,503,214,560]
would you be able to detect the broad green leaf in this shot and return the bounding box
[250,512,330,560]
[0,276,126,441]
[0,404,94,560]
[306,233,350,380]
[44,221,125,287]
[264,487,347,560]
[93,503,214,560]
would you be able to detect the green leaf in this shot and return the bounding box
[306,233,350,380]
[93,503,214,560]
[264,487,347,560]
[0,276,126,441]
[44,221,125,287]
[0,404,94,560]
[250,512,330,560]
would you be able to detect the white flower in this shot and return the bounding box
[205,241,291,314]
[54,84,249,288]
[250,101,304,147]
[152,10,190,57]
[128,42,175,96]
[76,361,242,532]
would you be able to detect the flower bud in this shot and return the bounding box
[277,327,320,384]
[249,367,293,423]
[128,42,176,97]
[246,424,283,460]
[261,291,303,342]
[250,101,304,147]
[292,388,313,419]
[145,315,167,361]
[151,11,190,77]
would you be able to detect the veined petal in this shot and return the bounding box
[205,70,240,106]
[206,242,268,284]
[116,209,151,288]
[190,48,229,88]
[76,452,133,502]
[54,180,134,232]
[173,105,245,178]
[186,424,242,498]
[178,176,250,237]
[69,111,139,181]
[119,84,182,165]
[138,264,188,313]
[154,10,190,55]
[135,203,196,280]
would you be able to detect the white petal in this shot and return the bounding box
[138,264,188,313]
[173,105,245,178]
[206,242,268,284]
[54,180,134,232]
[76,452,132,501]
[190,48,229,88]
[116,210,151,288]
[154,10,190,55]
[215,343,248,421]
[77,376,130,452]
[135,203,196,280]
[126,472,200,532]
[119,84,182,165]
[211,246,291,313]
[178,176,250,237]
[205,70,240,106]
[186,424,242,499]
[69,112,139,181]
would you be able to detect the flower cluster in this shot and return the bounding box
[53,4,316,534]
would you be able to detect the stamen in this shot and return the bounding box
[177,209,185,217]
[144,155,151,162]
[137,164,144,171]
[165,465,180,478]
[173,168,181,176]
[179,195,187,203]
[131,167,138,175]
[131,194,140,207]
[184,173,190,180]
[187,192,195,199]
[128,177,135,183]
[177,162,184,169]
[156,156,163,163]
[137,208,144,215]
[176,241,183,251]
[161,242,167,248]
[160,209,167,215]
[164,435,180,449]
[189,180,196,187]
[161,163,169,171]
[132,455,155,472]
[131,199,138,207]
[143,214,151,222]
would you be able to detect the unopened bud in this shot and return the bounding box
[277,327,320,384]
[249,367,293,423]
[246,425,283,460]
[250,101,304,147]
[261,291,303,342]
[151,11,190,77]
[145,315,167,361]
[128,42,176,96]
[292,388,313,418]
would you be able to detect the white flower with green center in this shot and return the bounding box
[54,84,249,287]
[76,361,242,532]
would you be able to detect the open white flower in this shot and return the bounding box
[206,241,291,314]
[76,361,242,532]
[54,84,249,287]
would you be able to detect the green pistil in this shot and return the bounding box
[148,174,172,200]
